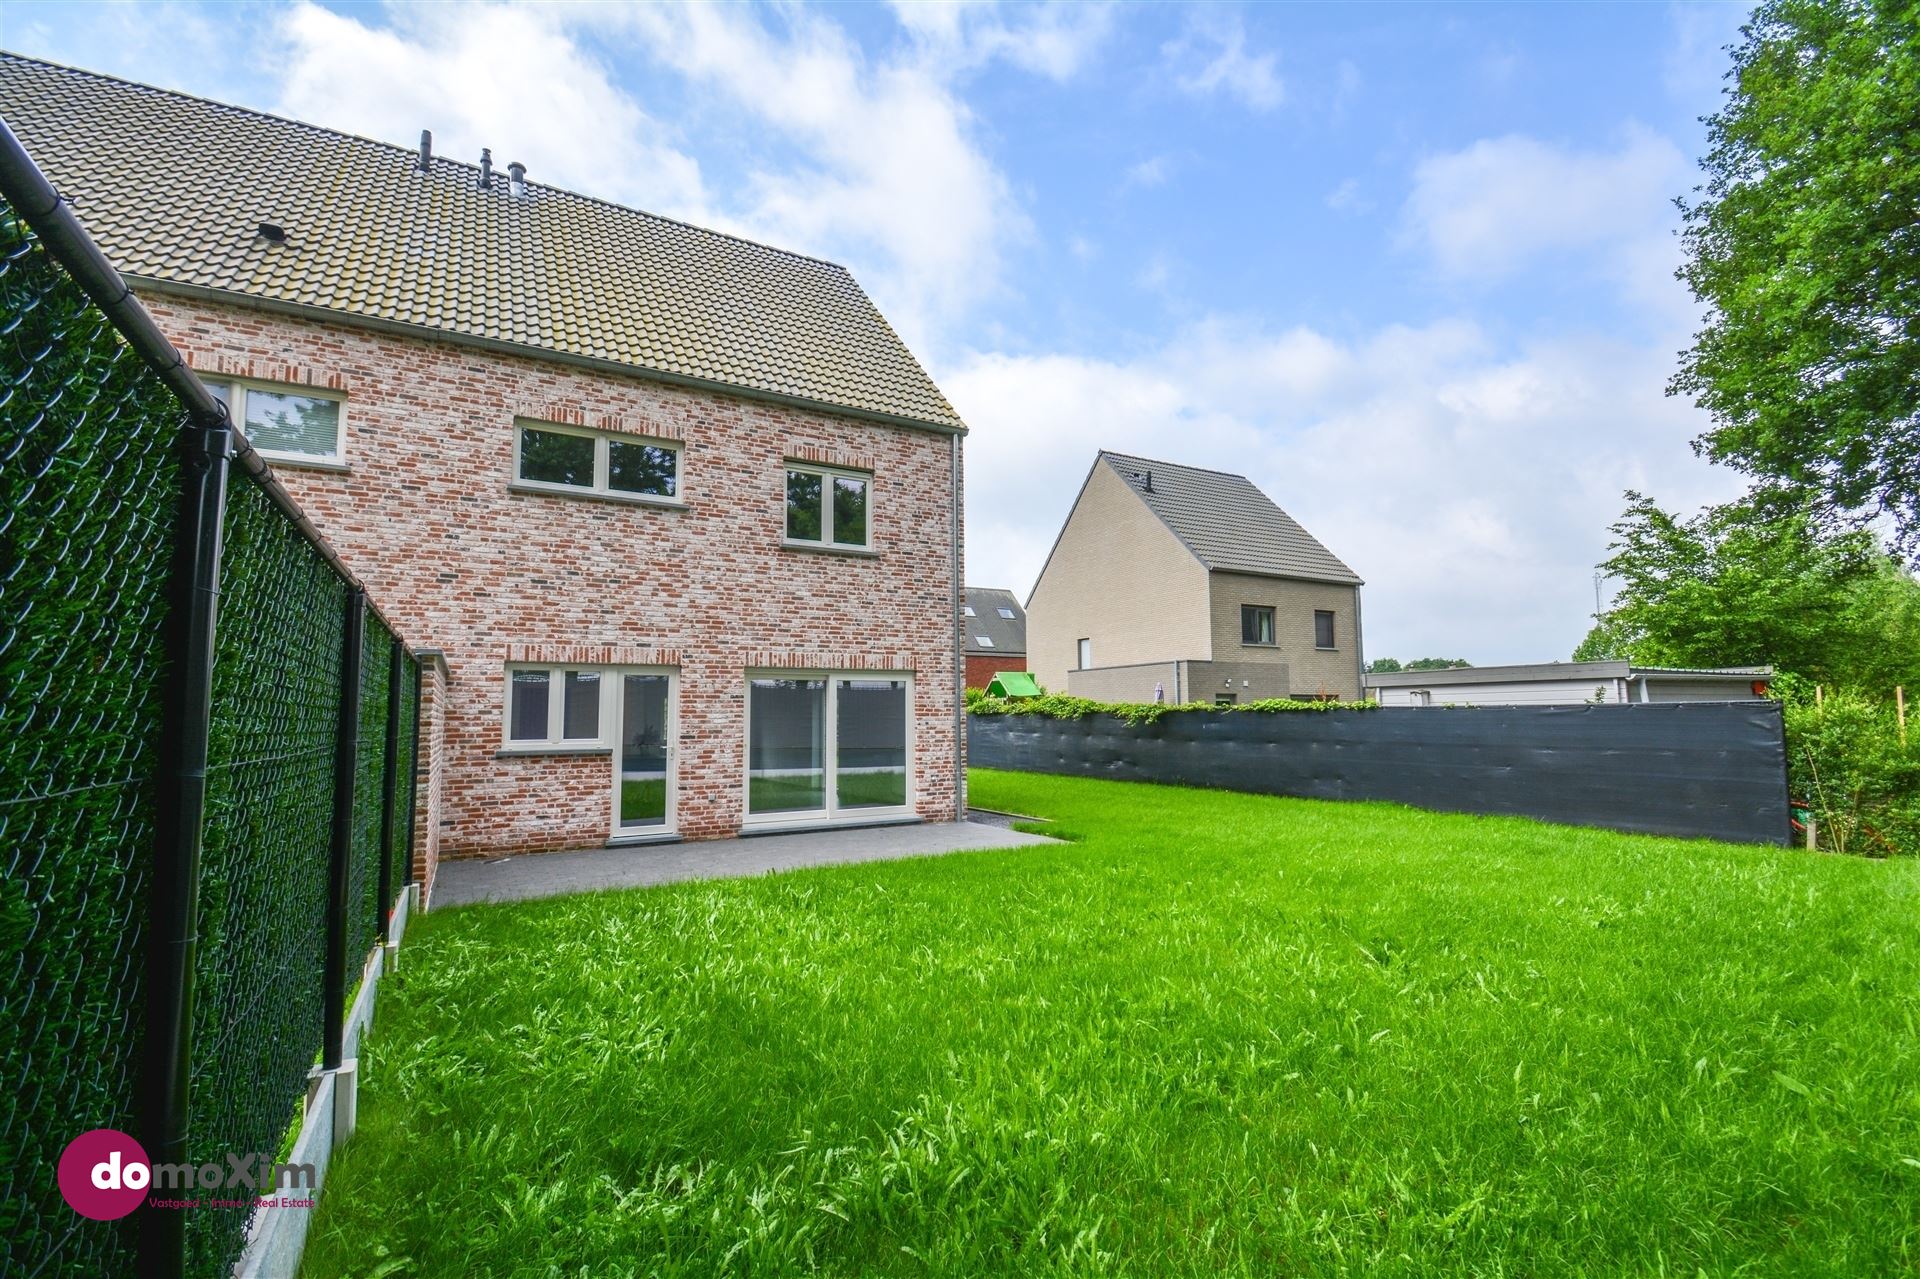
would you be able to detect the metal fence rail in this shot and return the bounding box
[0,124,422,1279]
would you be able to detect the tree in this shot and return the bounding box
[1366,658,1403,673]
[1404,658,1472,671]
[1578,489,1920,691]
[1673,0,1920,562]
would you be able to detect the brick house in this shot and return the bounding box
[961,588,1027,690]
[1027,452,1364,703]
[1,55,969,893]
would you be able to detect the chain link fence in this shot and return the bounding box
[1,157,423,1278]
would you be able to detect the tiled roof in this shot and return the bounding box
[961,587,1026,654]
[1099,452,1361,585]
[0,53,965,432]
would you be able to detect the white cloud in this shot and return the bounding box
[886,0,1115,80]
[1166,19,1284,112]
[275,3,709,218]
[1401,127,1690,285]
[1326,178,1372,214]
[944,318,1745,664]
[1124,155,1171,188]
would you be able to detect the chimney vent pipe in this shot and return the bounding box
[417,129,431,171]
[507,161,527,197]
[478,147,492,190]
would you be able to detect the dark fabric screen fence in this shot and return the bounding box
[1,141,423,1278]
[970,703,1790,846]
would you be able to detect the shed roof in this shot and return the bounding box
[1364,661,1774,688]
[0,52,964,432]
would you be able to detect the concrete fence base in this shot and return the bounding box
[230,882,417,1279]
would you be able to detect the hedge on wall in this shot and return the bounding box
[963,686,1377,727]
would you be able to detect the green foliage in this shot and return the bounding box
[305,771,1920,1276]
[1781,689,1920,857]
[1674,0,1920,560]
[965,686,1375,725]
[1582,490,1920,691]
[1368,657,1471,673]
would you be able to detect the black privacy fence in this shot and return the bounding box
[1,130,421,1278]
[971,702,1792,846]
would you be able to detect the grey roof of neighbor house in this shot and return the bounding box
[1097,451,1362,585]
[0,53,965,433]
[1365,661,1774,687]
[961,587,1026,655]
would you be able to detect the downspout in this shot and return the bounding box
[1353,586,1367,702]
[951,433,965,819]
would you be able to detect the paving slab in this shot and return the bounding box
[431,820,1059,908]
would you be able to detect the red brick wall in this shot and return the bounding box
[965,654,1029,690]
[146,294,962,857]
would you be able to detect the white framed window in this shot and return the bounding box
[785,463,871,549]
[503,665,608,748]
[203,378,345,467]
[745,672,912,824]
[1077,638,1092,669]
[514,420,682,504]
[974,635,995,648]
[997,607,1016,619]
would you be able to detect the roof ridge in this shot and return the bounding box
[1099,450,1253,484]
[0,49,854,273]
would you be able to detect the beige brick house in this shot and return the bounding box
[1027,452,1364,702]
[1,55,968,885]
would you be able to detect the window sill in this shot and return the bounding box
[494,745,613,759]
[1241,642,1280,650]
[1315,647,1339,652]
[508,482,687,510]
[780,540,879,559]
[258,454,350,474]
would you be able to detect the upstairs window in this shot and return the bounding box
[1077,638,1092,669]
[515,422,680,502]
[997,607,1017,619]
[1241,605,1276,646]
[786,464,870,549]
[1314,610,1337,649]
[963,605,976,617]
[974,635,995,648]
[204,378,344,466]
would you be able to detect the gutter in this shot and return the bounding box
[125,274,970,440]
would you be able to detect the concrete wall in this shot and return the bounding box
[1066,658,1294,704]
[147,293,962,854]
[1206,571,1361,700]
[1026,461,1211,693]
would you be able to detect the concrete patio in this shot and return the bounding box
[430,818,1059,907]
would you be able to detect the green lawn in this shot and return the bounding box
[302,770,1920,1277]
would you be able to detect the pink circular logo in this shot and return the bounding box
[57,1128,151,1221]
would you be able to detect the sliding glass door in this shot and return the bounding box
[747,674,911,822]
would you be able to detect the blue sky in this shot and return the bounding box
[6,0,1756,662]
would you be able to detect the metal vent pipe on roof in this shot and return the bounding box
[508,161,526,197]
[417,129,431,171]
[478,147,492,190]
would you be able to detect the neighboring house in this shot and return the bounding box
[1027,452,1365,703]
[0,54,968,865]
[962,587,1027,690]
[1367,662,1773,707]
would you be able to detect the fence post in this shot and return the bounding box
[324,589,366,1072]
[140,409,231,1279]
[377,639,403,941]
[403,656,423,890]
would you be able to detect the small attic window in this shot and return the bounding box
[997,607,1016,619]
[975,636,995,648]
[962,606,975,616]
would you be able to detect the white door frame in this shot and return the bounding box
[608,667,679,843]
[741,670,916,829]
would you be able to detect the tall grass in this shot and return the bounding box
[303,771,1920,1277]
